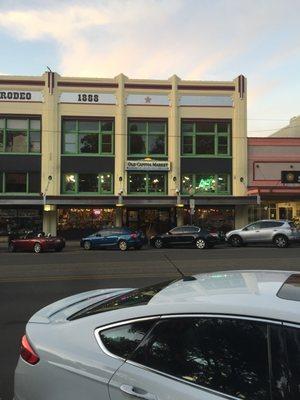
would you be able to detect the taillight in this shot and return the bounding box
[130,233,137,239]
[20,335,39,365]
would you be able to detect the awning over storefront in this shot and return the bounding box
[0,195,258,207]
[248,187,300,200]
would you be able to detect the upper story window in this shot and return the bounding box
[128,120,167,157]
[0,172,40,194]
[62,119,114,156]
[62,173,113,195]
[0,117,41,154]
[182,173,231,195]
[128,172,167,195]
[181,120,231,157]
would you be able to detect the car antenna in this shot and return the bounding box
[164,254,196,281]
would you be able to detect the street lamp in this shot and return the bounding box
[42,176,53,209]
[188,187,195,225]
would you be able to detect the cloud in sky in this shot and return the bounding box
[0,0,300,135]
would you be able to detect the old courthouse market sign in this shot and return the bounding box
[0,90,43,102]
[60,92,116,104]
[126,160,171,171]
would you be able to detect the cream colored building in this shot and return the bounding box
[0,72,255,238]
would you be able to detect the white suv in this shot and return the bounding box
[226,220,300,248]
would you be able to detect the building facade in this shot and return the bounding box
[0,72,255,238]
[248,137,300,223]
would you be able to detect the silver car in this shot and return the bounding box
[226,219,300,248]
[15,270,300,400]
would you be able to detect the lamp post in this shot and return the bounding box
[188,187,195,225]
[42,175,53,209]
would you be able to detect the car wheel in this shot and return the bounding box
[229,235,243,247]
[83,241,92,250]
[118,240,128,251]
[273,234,289,248]
[33,242,42,253]
[8,243,15,252]
[154,238,163,249]
[195,238,207,249]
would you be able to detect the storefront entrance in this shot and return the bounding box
[57,207,115,239]
[126,208,175,238]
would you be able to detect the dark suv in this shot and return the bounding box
[150,225,219,249]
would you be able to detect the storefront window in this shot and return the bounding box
[183,207,235,233]
[58,208,115,239]
[128,120,167,157]
[182,120,231,156]
[0,117,41,154]
[62,173,113,194]
[128,173,167,195]
[0,208,43,236]
[62,119,114,155]
[182,173,231,195]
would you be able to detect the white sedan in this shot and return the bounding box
[15,270,300,400]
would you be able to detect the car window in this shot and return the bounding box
[285,325,300,398]
[99,319,157,359]
[130,317,270,400]
[260,221,284,229]
[68,280,174,320]
[170,227,185,234]
[183,227,199,233]
[246,222,262,230]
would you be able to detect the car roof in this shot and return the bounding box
[144,270,300,323]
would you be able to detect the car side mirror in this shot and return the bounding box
[96,233,101,237]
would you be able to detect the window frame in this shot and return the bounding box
[0,116,41,154]
[62,118,114,156]
[128,119,168,158]
[128,172,167,195]
[61,172,114,195]
[181,173,231,195]
[181,120,231,157]
[1,172,40,194]
[95,314,284,400]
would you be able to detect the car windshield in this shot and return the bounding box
[68,279,174,321]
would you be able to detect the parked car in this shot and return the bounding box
[8,231,65,253]
[80,227,147,251]
[14,270,300,400]
[226,219,300,248]
[150,225,219,249]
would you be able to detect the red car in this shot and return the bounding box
[8,232,65,253]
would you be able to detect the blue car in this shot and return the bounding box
[80,227,147,251]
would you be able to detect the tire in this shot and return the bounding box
[229,235,243,247]
[273,234,289,248]
[195,238,207,249]
[154,238,163,249]
[118,240,128,251]
[33,242,42,253]
[8,243,15,252]
[83,241,92,250]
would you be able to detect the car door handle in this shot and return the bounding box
[120,384,157,400]
[255,230,260,232]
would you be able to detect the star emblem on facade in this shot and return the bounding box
[145,96,152,103]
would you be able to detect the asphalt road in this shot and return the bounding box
[1,243,300,400]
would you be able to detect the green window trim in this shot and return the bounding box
[128,120,168,158]
[0,172,40,195]
[181,120,231,157]
[62,119,114,156]
[181,173,231,195]
[62,173,114,195]
[0,117,41,154]
[128,172,167,195]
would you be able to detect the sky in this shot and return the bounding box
[0,0,300,136]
